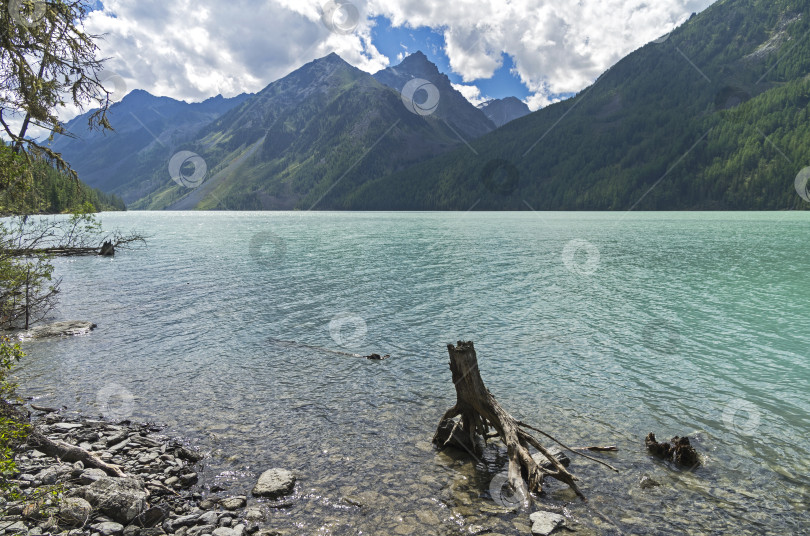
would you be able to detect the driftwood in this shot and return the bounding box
[433,341,616,504]
[5,236,141,257]
[28,430,126,477]
[645,433,700,467]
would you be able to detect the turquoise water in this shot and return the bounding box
[15,211,810,535]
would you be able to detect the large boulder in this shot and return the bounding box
[58,497,92,526]
[73,477,147,524]
[251,469,295,498]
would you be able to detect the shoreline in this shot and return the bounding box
[1,406,297,536]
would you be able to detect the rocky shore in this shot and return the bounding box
[0,410,297,536]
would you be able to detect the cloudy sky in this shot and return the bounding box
[87,0,716,113]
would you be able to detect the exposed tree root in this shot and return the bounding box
[433,341,617,504]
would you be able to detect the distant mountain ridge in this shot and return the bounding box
[54,51,502,210]
[52,90,251,202]
[477,97,531,127]
[54,0,810,211]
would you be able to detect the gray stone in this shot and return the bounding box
[187,525,216,536]
[212,528,237,536]
[109,439,131,452]
[199,499,217,510]
[37,464,73,485]
[170,514,201,530]
[78,468,108,485]
[529,511,565,536]
[242,508,264,522]
[21,320,96,339]
[53,422,84,431]
[218,497,245,511]
[231,524,245,536]
[639,474,661,489]
[197,512,218,526]
[132,506,166,528]
[59,497,93,526]
[90,522,125,536]
[1,521,26,533]
[137,452,160,464]
[180,472,198,486]
[251,469,295,498]
[74,477,147,524]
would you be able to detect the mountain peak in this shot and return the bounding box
[397,51,439,74]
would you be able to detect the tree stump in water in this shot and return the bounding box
[433,341,586,503]
[99,240,115,256]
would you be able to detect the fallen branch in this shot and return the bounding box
[516,421,619,472]
[28,430,126,477]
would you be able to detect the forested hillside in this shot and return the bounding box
[335,0,810,210]
[0,145,125,215]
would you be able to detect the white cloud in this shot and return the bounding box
[80,0,389,115]
[64,0,716,122]
[451,83,488,107]
[366,0,717,109]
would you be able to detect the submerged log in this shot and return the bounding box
[433,341,596,503]
[645,433,700,467]
[99,240,115,256]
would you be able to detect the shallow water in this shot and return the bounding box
[14,211,810,535]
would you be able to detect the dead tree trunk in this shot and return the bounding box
[28,431,126,477]
[433,341,586,503]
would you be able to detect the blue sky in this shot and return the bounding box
[370,16,535,102]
